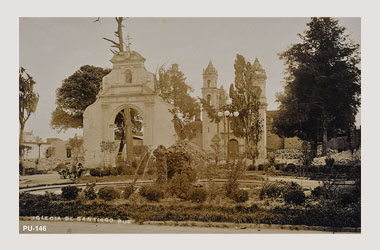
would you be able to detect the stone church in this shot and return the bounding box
[200,60,267,163]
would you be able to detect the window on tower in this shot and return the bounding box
[206,94,211,105]
[207,80,211,88]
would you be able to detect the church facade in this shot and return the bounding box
[83,50,176,168]
[200,59,267,163]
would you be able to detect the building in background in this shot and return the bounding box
[22,131,84,161]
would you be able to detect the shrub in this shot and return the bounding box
[259,182,282,200]
[188,188,208,203]
[90,167,118,177]
[122,185,136,199]
[117,165,135,175]
[207,182,220,201]
[90,168,102,177]
[108,166,118,176]
[102,167,111,176]
[139,185,164,202]
[274,164,283,171]
[325,157,335,167]
[308,165,319,173]
[168,173,193,199]
[247,164,256,171]
[224,180,239,199]
[311,186,325,198]
[98,186,120,201]
[283,190,305,205]
[284,163,297,172]
[338,191,358,206]
[83,183,97,200]
[263,163,269,172]
[232,189,249,203]
[61,186,80,200]
[259,181,302,200]
[224,163,245,199]
[24,168,48,175]
[268,154,276,166]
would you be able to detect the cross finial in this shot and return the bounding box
[126,33,132,51]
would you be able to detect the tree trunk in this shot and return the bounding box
[311,140,318,159]
[116,18,124,52]
[19,123,25,175]
[322,126,328,156]
[118,128,125,153]
[123,108,135,164]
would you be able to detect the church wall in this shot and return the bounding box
[83,99,104,168]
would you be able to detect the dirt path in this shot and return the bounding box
[19,220,336,234]
[263,176,322,190]
[19,172,73,188]
[19,173,323,194]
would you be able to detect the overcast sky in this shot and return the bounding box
[19,17,361,141]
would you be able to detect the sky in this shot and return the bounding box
[19,17,361,141]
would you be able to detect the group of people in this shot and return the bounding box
[59,162,85,179]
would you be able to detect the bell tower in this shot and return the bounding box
[201,60,219,106]
[201,60,226,151]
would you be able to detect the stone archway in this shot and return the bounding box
[83,50,176,168]
[112,105,144,163]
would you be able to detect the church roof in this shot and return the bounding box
[203,60,218,75]
[252,57,267,78]
[110,50,146,64]
[252,57,264,71]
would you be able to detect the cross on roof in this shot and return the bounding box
[126,33,132,50]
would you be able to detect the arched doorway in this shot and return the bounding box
[114,107,143,164]
[228,139,239,161]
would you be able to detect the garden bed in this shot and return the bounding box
[19,192,360,229]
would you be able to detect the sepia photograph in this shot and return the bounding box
[18,16,361,234]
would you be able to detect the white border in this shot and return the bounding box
[1,0,379,249]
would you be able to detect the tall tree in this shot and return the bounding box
[51,65,111,131]
[155,64,201,140]
[230,54,263,163]
[68,135,83,164]
[19,67,39,161]
[274,18,361,156]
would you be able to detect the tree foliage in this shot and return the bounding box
[51,65,111,131]
[199,97,221,123]
[230,54,263,161]
[274,18,361,156]
[155,64,201,140]
[19,67,39,159]
[68,135,83,163]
